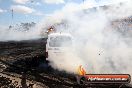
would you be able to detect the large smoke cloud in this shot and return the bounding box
[0,0,132,75]
[39,0,132,74]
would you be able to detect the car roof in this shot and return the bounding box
[48,33,72,37]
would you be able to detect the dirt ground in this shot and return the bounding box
[0,38,79,88]
[0,38,132,88]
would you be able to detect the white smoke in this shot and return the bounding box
[0,0,131,75]
[0,24,41,41]
[40,0,132,74]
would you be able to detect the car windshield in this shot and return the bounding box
[49,36,72,47]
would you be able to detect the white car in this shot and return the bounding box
[45,33,73,61]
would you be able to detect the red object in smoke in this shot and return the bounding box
[46,26,56,34]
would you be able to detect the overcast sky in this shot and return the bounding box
[0,0,110,26]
